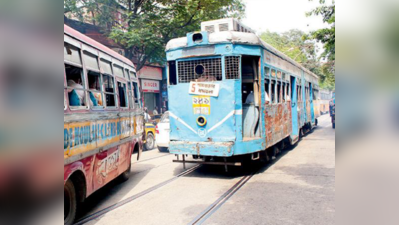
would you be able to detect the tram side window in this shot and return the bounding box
[282,83,286,102]
[277,81,281,103]
[168,61,177,85]
[264,67,270,76]
[271,80,276,104]
[313,90,318,100]
[298,86,303,102]
[296,85,300,102]
[88,71,103,107]
[117,82,127,108]
[103,75,116,107]
[265,78,271,104]
[65,64,87,107]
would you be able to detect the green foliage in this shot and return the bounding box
[307,0,335,90]
[64,0,246,71]
[260,30,319,71]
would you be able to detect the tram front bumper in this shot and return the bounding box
[169,141,234,157]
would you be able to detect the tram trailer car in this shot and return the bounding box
[165,19,320,167]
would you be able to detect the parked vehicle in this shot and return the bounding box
[165,18,320,169]
[156,112,170,152]
[144,123,156,150]
[64,25,144,225]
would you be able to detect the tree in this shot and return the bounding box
[64,0,246,71]
[307,0,335,89]
[260,29,321,74]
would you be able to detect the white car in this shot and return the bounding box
[156,112,170,152]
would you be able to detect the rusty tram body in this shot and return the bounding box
[165,19,321,168]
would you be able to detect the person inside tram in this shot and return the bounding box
[245,91,269,104]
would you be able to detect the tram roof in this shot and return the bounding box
[64,24,135,68]
[166,31,318,79]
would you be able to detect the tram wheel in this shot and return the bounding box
[64,180,77,225]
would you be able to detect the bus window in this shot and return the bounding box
[117,82,127,108]
[113,65,124,78]
[100,59,113,75]
[88,71,103,107]
[277,81,281,103]
[128,82,134,109]
[65,64,87,108]
[133,82,141,108]
[103,75,116,107]
[168,61,177,85]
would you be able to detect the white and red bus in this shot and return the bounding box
[64,25,144,225]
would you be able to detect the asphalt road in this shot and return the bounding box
[76,114,335,225]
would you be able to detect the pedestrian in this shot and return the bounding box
[144,107,151,122]
[153,107,159,116]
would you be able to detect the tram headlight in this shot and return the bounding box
[197,116,207,127]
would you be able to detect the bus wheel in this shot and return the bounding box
[145,133,155,150]
[119,160,132,182]
[64,180,77,225]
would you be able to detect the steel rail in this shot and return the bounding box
[188,171,257,225]
[74,165,201,225]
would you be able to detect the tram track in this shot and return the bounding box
[74,164,201,225]
[188,170,258,225]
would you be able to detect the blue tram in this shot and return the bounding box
[165,19,320,167]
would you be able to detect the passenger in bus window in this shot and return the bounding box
[88,72,103,106]
[67,79,84,106]
[88,80,100,107]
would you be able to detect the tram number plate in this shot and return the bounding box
[189,82,220,97]
[192,96,211,115]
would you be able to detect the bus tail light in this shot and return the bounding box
[156,125,159,134]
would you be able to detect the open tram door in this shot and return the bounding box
[241,56,261,139]
[290,75,299,145]
[309,83,315,126]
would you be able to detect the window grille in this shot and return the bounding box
[177,58,222,83]
[219,23,229,32]
[205,25,215,33]
[225,56,240,79]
